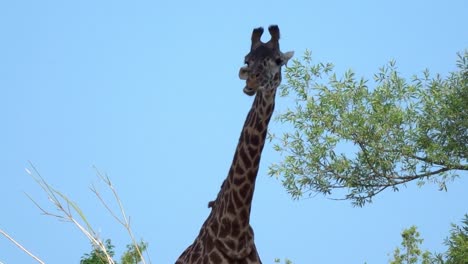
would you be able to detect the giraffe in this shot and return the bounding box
[176,25,294,264]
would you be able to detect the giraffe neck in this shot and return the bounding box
[212,86,277,226]
[175,79,282,262]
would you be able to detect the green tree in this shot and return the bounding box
[444,214,468,264]
[269,50,468,206]
[274,258,293,264]
[120,240,148,264]
[80,239,115,264]
[80,239,148,264]
[388,215,468,264]
[389,226,432,264]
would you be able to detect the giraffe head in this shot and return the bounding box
[239,25,294,96]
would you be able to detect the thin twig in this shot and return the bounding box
[93,167,148,264]
[90,184,125,226]
[0,228,45,264]
[23,163,148,264]
[25,163,116,264]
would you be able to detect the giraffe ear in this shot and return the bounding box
[281,51,294,65]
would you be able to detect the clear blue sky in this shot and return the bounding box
[1,0,467,263]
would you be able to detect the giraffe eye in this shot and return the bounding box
[275,58,283,65]
[244,61,249,66]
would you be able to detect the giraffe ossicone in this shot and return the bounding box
[176,25,293,264]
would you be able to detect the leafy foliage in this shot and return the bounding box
[269,49,468,206]
[120,240,148,264]
[444,214,468,264]
[81,239,115,264]
[274,258,293,264]
[273,216,467,264]
[388,215,468,264]
[81,239,148,264]
[389,226,432,264]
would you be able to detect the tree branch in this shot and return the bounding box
[407,154,468,170]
